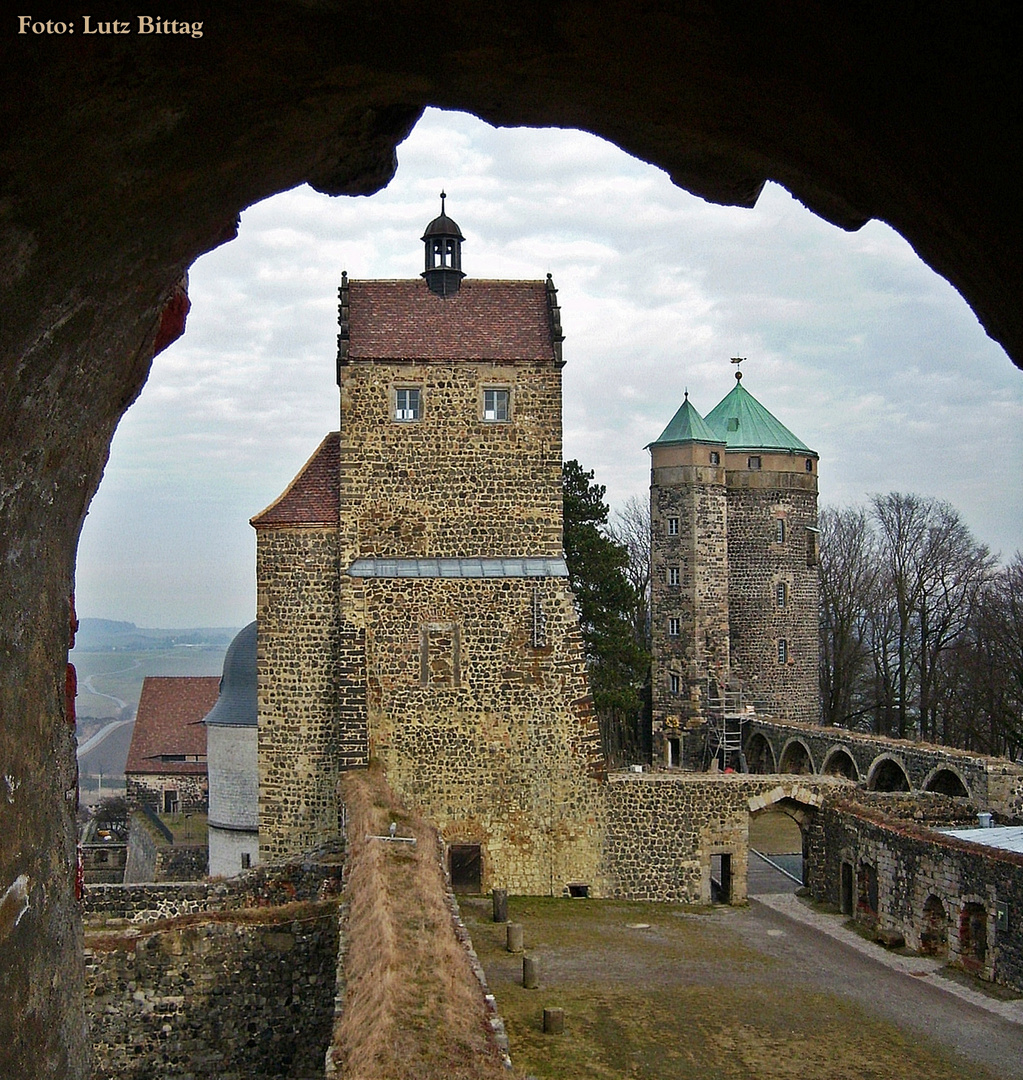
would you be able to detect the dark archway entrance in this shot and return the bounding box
[449,844,482,894]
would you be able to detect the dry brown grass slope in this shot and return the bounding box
[331,768,511,1080]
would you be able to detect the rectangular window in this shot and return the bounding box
[483,388,510,421]
[776,517,786,543]
[776,581,788,608]
[778,638,788,664]
[669,617,680,636]
[668,566,680,586]
[395,387,421,421]
[807,529,819,567]
[748,456,762,470]
[709,450,720,465]
[667,517,679,536]
[241,852,252,870]
[670,674,680,694]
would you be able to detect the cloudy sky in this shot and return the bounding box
[74,109,1023,629]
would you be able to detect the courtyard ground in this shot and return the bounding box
[462,890,1023,1080]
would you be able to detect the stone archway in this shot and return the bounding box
[746,784,824,896]
[1,8,1020,1075]
[822,746,859,781]
[922,765,971,799]
[746,732,777,774]
[778,738,815,775]
[868,754,912,793]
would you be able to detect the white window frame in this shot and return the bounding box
[668,566,680,586]
[670,673,680,695]
[482,387,510,422]
[394,386,421,422]
[667,517,679,536]
[668,617,680,637]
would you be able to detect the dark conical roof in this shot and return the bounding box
[421,191,464,242]
[203,621,257,727]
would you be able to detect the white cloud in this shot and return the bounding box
[73,109,1023,626]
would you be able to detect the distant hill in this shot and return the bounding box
[75,619,242,652]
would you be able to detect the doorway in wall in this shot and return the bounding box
[710,853,732,903]
[449,844,482,894]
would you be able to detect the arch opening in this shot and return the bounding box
[868,756,911,793]
[921,895,948,957]
[923,767,970,799]
[822,747,858,781]
[778,739,814,776]
[745,733,777,775]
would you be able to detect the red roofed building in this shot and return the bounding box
[125,676,219,814]
[251,199,604,895]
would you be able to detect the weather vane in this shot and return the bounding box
[730,356,745,381]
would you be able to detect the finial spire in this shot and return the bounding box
[684,387,689,401]
[730,356,745,382]
[440,190,446,215]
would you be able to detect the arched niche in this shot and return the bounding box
[745,732,777,775]
[867,754,912,793]
[821,746,859,781]
[778,738,815,776]
[922,766,970,799]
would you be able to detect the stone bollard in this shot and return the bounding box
[543,1007,565,1034]
[506,922,524,953]
[492,888,508,923]
[522,955,539,989]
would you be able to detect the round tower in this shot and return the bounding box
[204,621,259,877]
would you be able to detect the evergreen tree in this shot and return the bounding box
[562,460,649,763]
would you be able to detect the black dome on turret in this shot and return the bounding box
[421,211,465,242]
[203,621,257,727]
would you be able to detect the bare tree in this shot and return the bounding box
[818,505,878,728]
[609,494,651,651]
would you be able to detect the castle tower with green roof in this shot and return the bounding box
[648,367,820,766]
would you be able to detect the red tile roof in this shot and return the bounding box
[125,677,219,776]
[346,279,557,361]
[250,432,340,528]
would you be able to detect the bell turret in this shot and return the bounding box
[421,191,465,296]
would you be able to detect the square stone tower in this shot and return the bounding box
[253,200,604,894]
[649,367,820,767]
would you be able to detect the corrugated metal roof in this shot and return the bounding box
[347,557,569,578]
[703,378,814,454]
[647,393,723,447]
[939,825,1023,853]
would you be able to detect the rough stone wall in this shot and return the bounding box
[358,575,604,895]
[747,716,1023,812]
[126,772,207,815]
[85,907,338,1079]
[725,463,819,723]
[806,796,1023,990]
[600,773,845,902]
[338,358,564,561]
[256,526,347,861]
[649,450,729,752]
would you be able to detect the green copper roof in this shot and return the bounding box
[703,377,814,454]
[648,393,723,447]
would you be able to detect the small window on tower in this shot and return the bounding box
[778,638,789,664]
[709,450,720,465]
[670,674,680,694]
[668,566,680,586]
[667,517,679,536]
[748,456,762,470]
[395,387,421,421]
[776,518,786,543]
[483,388,510,422]
[805,458,814,473]
[807,529,819,567]
[669,617,680,636]
[776,582,788,608]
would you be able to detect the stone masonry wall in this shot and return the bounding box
[649,449,729,747]
[126,772,207,816]
[725,464,819,724]
[257,526,348,862]
[806,796,1023,990]
[337,358,564,561]
[85,907,338,1079]
[600,772,847,902]
[359,574,605,895]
